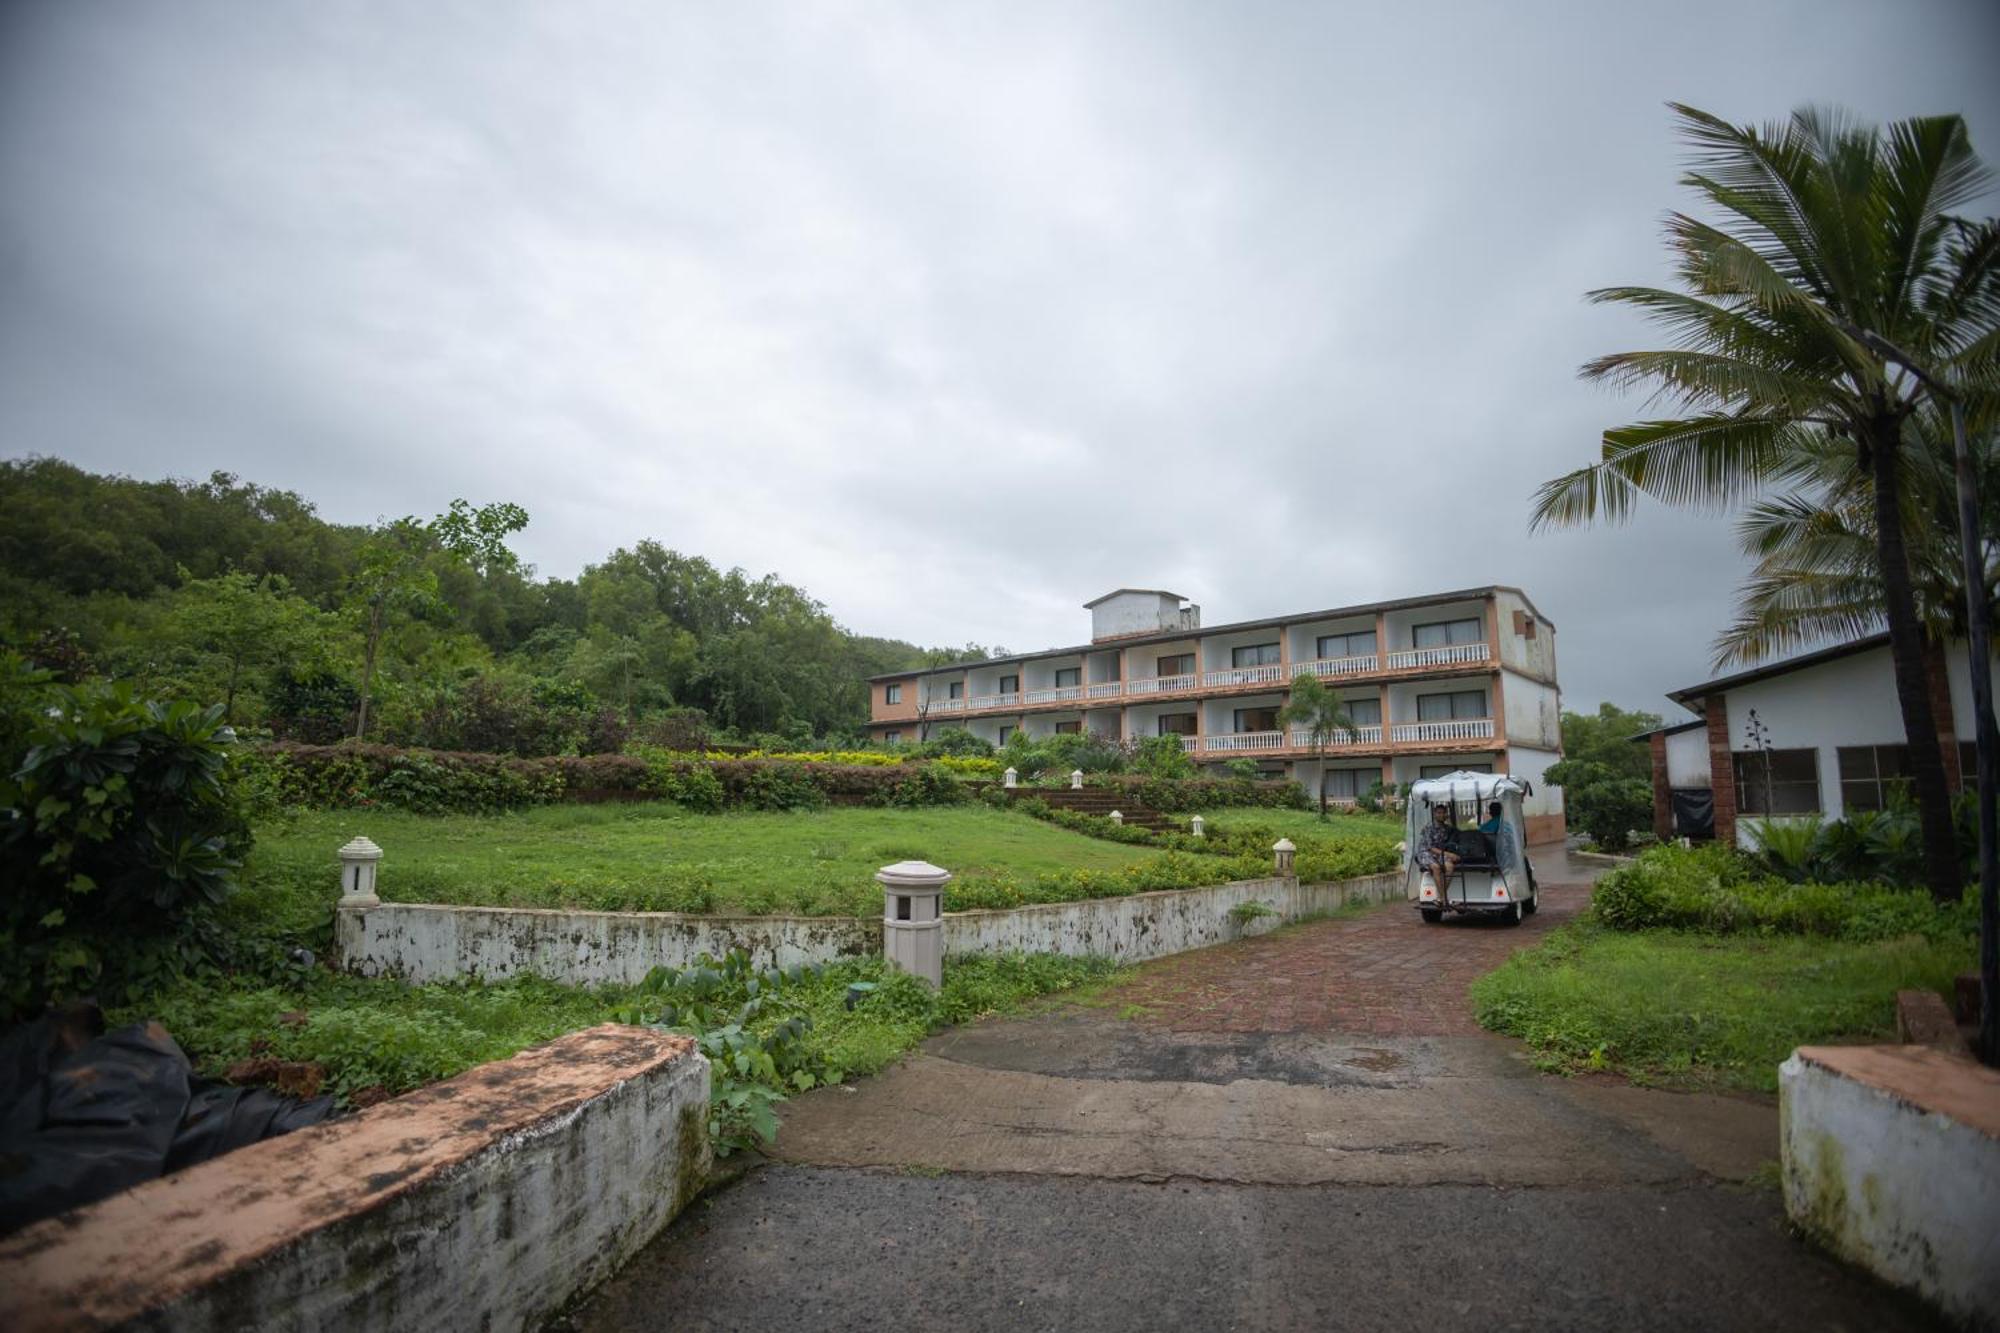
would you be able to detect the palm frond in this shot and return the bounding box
[1528,415,1800,528]
[1579,349,1840,417]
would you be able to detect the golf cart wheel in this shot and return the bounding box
[1524,893,1538,916]
[1419,908,1443,924]
[1504,900,1525,926]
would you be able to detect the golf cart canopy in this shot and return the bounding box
[1407,772,1533,805]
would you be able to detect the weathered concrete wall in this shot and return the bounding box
[942,873,1406,964]
[1780,1045,2000,1329]
[0,1026,710,1333]
[339,900,881,985]
[335,874,1407,982]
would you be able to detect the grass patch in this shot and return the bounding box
[1191,807,1404,842]
[118,951,1127,1111]
[247,803,1160,921]
[1470,920,1971,1093]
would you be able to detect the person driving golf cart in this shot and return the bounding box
[1405,771,1537,925]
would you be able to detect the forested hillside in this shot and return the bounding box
[0,456,971,749]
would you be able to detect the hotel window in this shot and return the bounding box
[1054,721,1082,735]
[999,674,1019,694]
[1232,642,1282,668]
[1421,763,1492,779]
[1156,653,1195,678]
[1158,713,1197,736]
[1732,749,1822,815]
[948,681,964,699]
[1316,630,1377,660]
[1838,745,1910,812]
[1054,667,1082,688]
[882,731,900,744]
[1416,690,1488,721]
[1321,768,1375,799]
[885,684,902,704]
[1234,706,1279,733]
[1411,617,1484,648]
[999,725,1016,744]
[1343,697,1383,726]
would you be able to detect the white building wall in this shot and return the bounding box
[1723,647,1905,832]
[1090,592,1184,641]
[1664,727,1709,788]
[1493,589,1558,680]
[1505,745,1565,821]
[1500,672,1561,749]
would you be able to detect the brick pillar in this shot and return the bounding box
[1649,732,1672,840]
[1926,640,1963,791]
[1705,694,1736,846]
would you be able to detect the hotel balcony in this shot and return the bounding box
[924,644,1491,718]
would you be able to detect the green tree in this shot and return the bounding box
[1279,672,1360,818]
[1531,104,1998,901]
[1714,410,1999,664]
[159,570,334,723]
[1559,702,1665,782]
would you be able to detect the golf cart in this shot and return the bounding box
[1404,771,1537,925]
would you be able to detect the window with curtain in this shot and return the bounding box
[1316,630,1377,659]
[1342,697,1382,725]
[1156,653,1195,677]
[1231,642,1282,667]
[1321,769,1376,799]
[885,684,902,704]
[998,674,1019,694]
[1157,714,1197,736]
[1411,617,1483,648]
[1054,721,1082,734]
[1416,690,1488,721]
[1054,667,1081,688]
[1234,707,1279,733]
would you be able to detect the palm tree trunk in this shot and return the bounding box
[1870,422,1963,900]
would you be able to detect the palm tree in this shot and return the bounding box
[1532,104,1998,901]
[1714,411,1999,666]
[1279,673,1360,819]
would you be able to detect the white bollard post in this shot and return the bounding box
[1190,815,1205,838]
[1070,769,1084,790]
[1273,837,1296,878]
[1003,767,1018,789]
[1109,811,1123,826]
[878,860,950,988]
[338,836,382,906]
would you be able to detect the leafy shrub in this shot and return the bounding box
[739,762,829,812]
[1224,758,1262,780]
[882,762,970,809]
[1590,843,1969,943]
[2,679,254,1022]
[1545,758,1651,851]
[916,727,994,758]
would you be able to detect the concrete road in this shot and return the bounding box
[567,867,1940,1331]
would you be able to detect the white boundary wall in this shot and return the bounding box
[336,872,1410,985]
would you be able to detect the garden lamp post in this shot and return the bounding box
[1839,322,1996,1065]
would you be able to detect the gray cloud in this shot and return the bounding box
[4,0,1997,714]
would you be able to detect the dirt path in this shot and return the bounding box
[568,863,1941,1331]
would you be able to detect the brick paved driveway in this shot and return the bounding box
[1109,882,1590,1036]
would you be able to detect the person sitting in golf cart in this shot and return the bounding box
[1478,801,1518,867]
[1417,803,1462,887]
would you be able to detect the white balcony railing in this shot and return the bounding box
[1025,685,1086,704]
[1178,736,1199,753]
[1086,682,1123,700]
[1203,731,1287,753]
[1202,664,1284,689]
[1389,718,1496,743]
[1306,654,1379,678]
[1289,724,1383,747]
[1384,643,1490,670]
[923,697,966,714]
[1126,674,1197,696]
[964,692,1020,712]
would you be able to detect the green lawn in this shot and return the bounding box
[1471,921,1971,1093]
[1193,807,1404,842]
[244,802,1161,920]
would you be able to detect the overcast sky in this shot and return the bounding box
[3,1,1996,716]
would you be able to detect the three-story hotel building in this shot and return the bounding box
[867,586,1566,844]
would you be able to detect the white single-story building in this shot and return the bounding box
[1636,633,1991,848]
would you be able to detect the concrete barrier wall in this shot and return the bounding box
[1780,1045,2000,1329]
[942,873,1407,964]
[338,901,882,984]
[336,872,1408,984]
[0,1026,710,1333]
